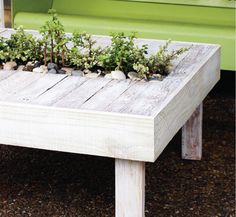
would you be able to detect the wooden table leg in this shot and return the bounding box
[182,103,203,160]
[115,159,145,217]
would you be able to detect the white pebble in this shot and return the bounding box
[111,70,126,80]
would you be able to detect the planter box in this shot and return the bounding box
[0,28,220,217]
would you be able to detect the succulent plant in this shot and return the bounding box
[0,26,38,63]
[148,40,190,76]
[100,32,148,75]
[68,32,104,70]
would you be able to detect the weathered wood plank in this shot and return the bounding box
[106,81,150,114]
[0,102,154,161]
[0,71,43,101]
[116,159,145,217]
[32,76,88,106]
[80,79,135,111]
[6,74,68,103]
[54,78,112,108]
[182,103,203,160]
[0,70,16,81]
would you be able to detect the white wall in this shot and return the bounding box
[0,0,4,28]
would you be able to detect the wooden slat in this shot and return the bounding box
[54,78,112,108]
[80,79,135,111]
[0,102,154,162]
[0,71,43,101]
[32,76,88,106]
[6,74,68,103]
[0,70,16,81]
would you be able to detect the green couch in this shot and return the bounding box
[12,0,235,71]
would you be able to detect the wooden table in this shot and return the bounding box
[0,28,220,217]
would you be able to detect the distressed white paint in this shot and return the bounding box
[0,29,220,162]
[0,28,221,217]
[182,103,203,160]
[116,159,145,217]
[153,47,220,161]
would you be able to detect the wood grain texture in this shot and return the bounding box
[182,103,203,160]
[115,159,145,217]
[32,76,88,106]
[0,70,16,81]
[80,79,134,111]
[154,47,220,161]
[54,77,112,108]
[0,71,43,101]
[6,74,67,103]
[0,102,154,161]
[0,28,220,162]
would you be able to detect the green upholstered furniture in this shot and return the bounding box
[12,0,235,70]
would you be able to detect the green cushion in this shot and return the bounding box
[11,0,53,21]
[14,12,235,71]
[51,0,234,27]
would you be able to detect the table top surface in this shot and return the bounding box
[0,28,220,161]
[0,28,220,118]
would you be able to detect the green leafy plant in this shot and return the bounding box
[100,32,148,75]
[0,26,38,63]
[40,9,68,66]
[0,36,8,62]
[133,63,149,80]
[148,40,190,76]
[0,10,190,81]
[68,32,104,70]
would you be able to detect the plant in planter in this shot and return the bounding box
[68,32,104,73]
[148,40,190,76]
[0,9,190,80]
[100,33,148,78]
[40,9,68,66]
[0,26,38,64]
[0,36,8,64]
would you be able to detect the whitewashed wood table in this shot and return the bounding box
[0,28,220,217]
